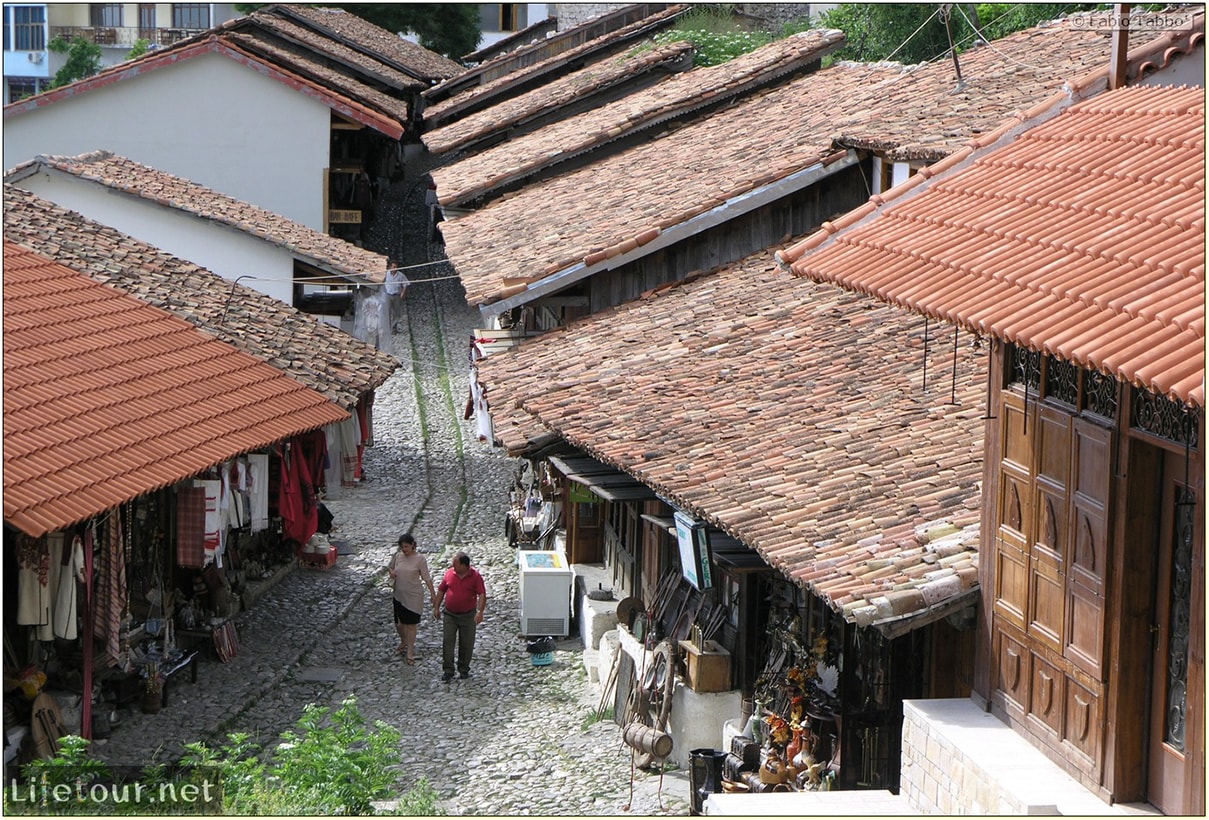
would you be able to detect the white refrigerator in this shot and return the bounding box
[518,550,572,636]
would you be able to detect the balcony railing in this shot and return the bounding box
[50,25,206,48]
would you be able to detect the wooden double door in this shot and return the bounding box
[988,389,1203,813]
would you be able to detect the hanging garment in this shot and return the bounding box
[247,453,270,532]
[52,535,84,640]
[177,486,207,569]
[323,425,344,500]
[194,479,222,565]
[80,525,94,741]
[16,533,51,633]
[93,512,128,669]
[279,442,318,546]
[338,415,361,488]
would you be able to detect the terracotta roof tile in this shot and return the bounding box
[222,30,413,120]
[431,29,846,203]
[443,11,1201,309]
[423,39,696,157]
[1,3,458,134]
[477,251,985,630]
[3,241,348,537]
[425,5,688,115]
[247,11,430,90]
[6,151,389,283]
[788,84,1204,408]
[3,186,398,410]
[266,4,463,81]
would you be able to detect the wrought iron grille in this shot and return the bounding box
[1083,370,1118,419]
[1132,392,1199,450]
[1165,488,1195,750]
[1010,346,1041,390]
[1045,357,1079,406]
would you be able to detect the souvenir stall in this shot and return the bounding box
[2,435,331,768]
[713,573,957,798]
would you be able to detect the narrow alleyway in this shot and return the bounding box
[88,219,690,814]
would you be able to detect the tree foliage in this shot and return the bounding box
[47,35,102,88]
[235,3,480,60]
[819,3,1100,65]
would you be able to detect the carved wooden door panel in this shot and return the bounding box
[1147,456,1193,814]
[992,392,1111,770]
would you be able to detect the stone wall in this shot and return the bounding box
[900,699,1114,815]
[736,4,818,31]
[553,4,625,31]
[553,3,821,33]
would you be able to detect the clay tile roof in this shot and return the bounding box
[477,252,985,632]
[788,84,1205,408]
[442,11,1202,310]
[245,12,428,91]
[3,241,348,537]
[444,60,898,307]
[1,4,455,136]
[3,186,398,411]
[6,151,389,284]
[431,28,847,201]
[221,30,413,121]
[423,39,697,157]
[423,5,689,123]
[266,4,464,82]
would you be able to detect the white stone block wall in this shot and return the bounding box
[902,702,1035,815]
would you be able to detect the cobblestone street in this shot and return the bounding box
[89,240,690,816]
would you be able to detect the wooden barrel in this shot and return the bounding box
[622,722,673,758]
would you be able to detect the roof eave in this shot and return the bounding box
[477,150,861,317]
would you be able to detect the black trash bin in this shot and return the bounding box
[688,748,728,815]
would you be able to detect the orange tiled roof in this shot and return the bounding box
[785,84,1205,408]
[6,151,389,284]
[442,11,1202,309]
[477,251,986,632]
[423,5,689,124]
[3,241,348,537]
[431,28,846,204]
[3,186,398,410]
[422,39,696,157]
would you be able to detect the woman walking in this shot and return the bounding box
[387,533,436,665]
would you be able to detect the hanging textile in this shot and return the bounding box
[193,479,222,565]
[93,511,128,669]
[16,533,52,638]
[247,453,270,532]
[323,426,344,500]
[338,415,361,488]
[177,486,207,569]
[227,459,249,530]
[52,535,84,640]
[279,440,318,546]
[81,524,94,741]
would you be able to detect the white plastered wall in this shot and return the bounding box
[3,51,331,230]
[15,169,297,305]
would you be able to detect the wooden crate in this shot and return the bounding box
[679,640,732,693]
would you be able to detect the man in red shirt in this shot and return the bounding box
[433,550,487,681]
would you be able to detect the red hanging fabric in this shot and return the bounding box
[279,440,318,546]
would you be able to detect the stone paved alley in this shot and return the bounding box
[87,236,691,816]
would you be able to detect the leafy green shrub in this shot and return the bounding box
[182,695,436,815]
[651,6,774,66]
